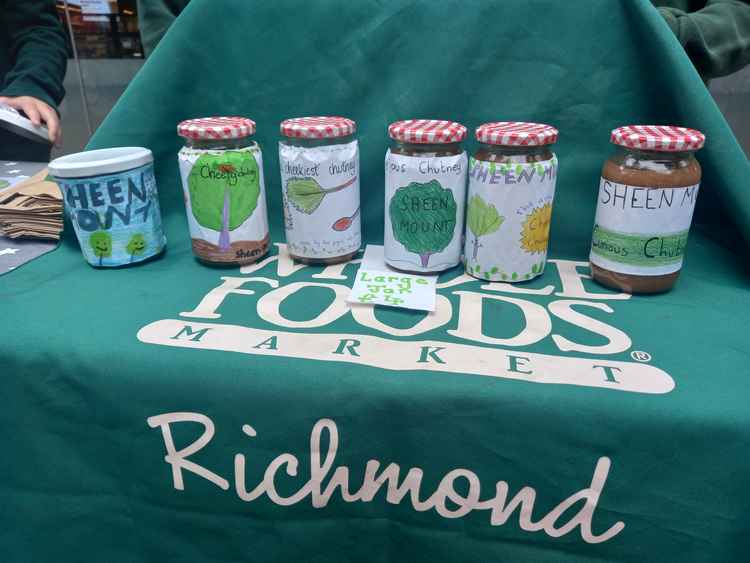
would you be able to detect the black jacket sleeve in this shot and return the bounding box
[0,0,68,108]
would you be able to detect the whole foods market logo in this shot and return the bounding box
[137,244,674,394]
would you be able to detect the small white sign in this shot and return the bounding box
[347,245,437,311]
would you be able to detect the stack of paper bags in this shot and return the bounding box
[0,169,63,240]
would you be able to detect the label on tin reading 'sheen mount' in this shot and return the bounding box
[60,162,166,267]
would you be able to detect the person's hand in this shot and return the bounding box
[0,95,61,146]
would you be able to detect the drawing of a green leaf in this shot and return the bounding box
[467,195,504,238]
[287,178,326,214]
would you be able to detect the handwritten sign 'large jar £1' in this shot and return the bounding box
[589,125,705,293]
[385,119,468,273]
[279,116,360,265]
[177,116,270,266]
[465,122,559,282]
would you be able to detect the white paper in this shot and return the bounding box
[589,178,699,276]
[177,145,269,248]
[465,156,557,282]
[383,149,467,272]
[279,140,361,259]
[347,245,437,311]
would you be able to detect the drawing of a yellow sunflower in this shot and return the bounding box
[520,203,552,254]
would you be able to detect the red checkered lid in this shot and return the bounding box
[280,116,356,139]
[177,116,256,140]
[475,121,558,146]
[388,119,467,144]
[611,125,705,152]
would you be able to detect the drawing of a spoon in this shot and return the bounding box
[332,207,360,231]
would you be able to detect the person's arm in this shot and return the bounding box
[137,0,191,57]
[659,0,750,79]
[0,0,68,144]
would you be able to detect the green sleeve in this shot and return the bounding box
[0,0,68,108]
[137,0,191,57]
[659,0,750,79]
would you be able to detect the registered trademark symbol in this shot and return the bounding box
[631,351,652,362]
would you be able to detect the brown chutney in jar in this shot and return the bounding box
[384,119,468,274]
[279,116,360,265]
[177,116,270,267]
[589,125,705,293]
[466,121,559,282]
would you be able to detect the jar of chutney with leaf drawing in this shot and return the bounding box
[177,116,270,266]
[279,116,360,265]
[465,121,559,282]
[384,119,468,273]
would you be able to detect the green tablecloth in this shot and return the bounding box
[3,1,750,561]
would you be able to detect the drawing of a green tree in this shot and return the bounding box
[89,231,112,266]
[467,194,504,260]
[126,233,146,262]
[389,180,457,268]
[188,151,260,251]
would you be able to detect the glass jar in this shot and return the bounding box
[384,119,468,273]
[589,125,705,293]
[279,116,360,265]
[177,116,270,266]
[465,122,559,282]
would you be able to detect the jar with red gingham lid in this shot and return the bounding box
[279,116,360,265]
[384,119,468,273]
[465,122,559,282]
[177,116,269,265]
[590,125,706,294]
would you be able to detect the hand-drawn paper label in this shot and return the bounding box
[384,149,467,272]
[279,140,360,259]
[589,178,699,275]
[178,146,269,263]
[59,162,166,267]
[465,157,557,282]
[348,245,437,311]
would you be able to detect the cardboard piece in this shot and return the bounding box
[0,168,63,240]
